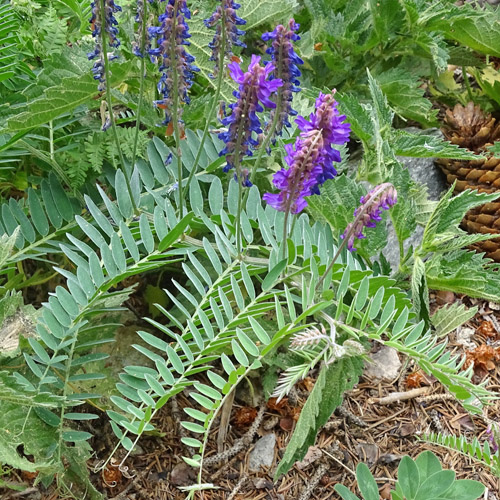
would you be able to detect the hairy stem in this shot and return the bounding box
[130,0,148,171]
[170,1,184,217]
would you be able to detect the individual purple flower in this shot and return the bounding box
[262,19,303,138]
[204,0,246,69]
[148,0,199,127]
[219,55,282,185]
[486,424,499,453]
[263,92,350,213]
[87,0,122,91]
[341,183,397,251]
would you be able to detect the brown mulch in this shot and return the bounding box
[3,293,500,499]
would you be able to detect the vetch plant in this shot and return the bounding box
[181,0,247,200]
[1,1,499,498]
[342,183,397,252]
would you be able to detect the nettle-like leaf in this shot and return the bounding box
[389,162,417,246]
[3,62,131,133]
[392,130,483,161]
[376,68,438,126]
[426,249,500,303]
[275,357,364,477]
[424,3,500,58]
[421,186,499,253]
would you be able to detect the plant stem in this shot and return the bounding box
[462,66,474,102]
[281,211,289,262]
[182,11,227,200]
[49,120,54,161]
[170,1,184,217]
[235,178,243,254]
[99,0,138,213]
[130,0,148,171]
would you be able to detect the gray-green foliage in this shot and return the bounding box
[421,431,500,478]
[430,302,477,338]
[335,450,485,500]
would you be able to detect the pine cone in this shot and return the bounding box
[436,103,500,192]
[463,198,500,261]
[434,102,500,261]
[441,102,500,152]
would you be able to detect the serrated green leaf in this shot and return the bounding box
[275,357,363,477]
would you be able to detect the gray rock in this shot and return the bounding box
[248,433,276,471]
[364,346,401,381]
[383,127,449,269]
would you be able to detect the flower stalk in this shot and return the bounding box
[130,0,149,172]
[148,0,199,216]
[91,0,138,212]
[316,183,397,291]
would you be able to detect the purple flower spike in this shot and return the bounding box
[132,0,153,58]
[341,183,397,251]
[262,19,303,139]
[263,92,350,214]
[88,0,122,91]
[148,0,199,127]
[219,55,282,185]
[204,0,246,71]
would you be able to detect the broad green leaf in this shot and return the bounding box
[397,456,420,499]
[275,357,363,477]
[356,463,379,500]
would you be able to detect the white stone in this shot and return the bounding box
[364,346,401,381]
[248,434,276,471]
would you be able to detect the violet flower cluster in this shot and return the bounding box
[204,0,246,68]
[88,0,122,91]
[263,92,350,214]
[341,183,397,251]
[132,0,153,58]
[262,19,303,138]
[148,0,199,126]
[219,55,282,185]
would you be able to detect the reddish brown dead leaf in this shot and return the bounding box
[477,320,496,338]
[102,465,122,487]
[300,376,315,392]
[380,483,392,499]
[233,406,258,428]
[289,406,301,421]
[406,371,426,388]
[465,344,500,373]
[267,397,289,415]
